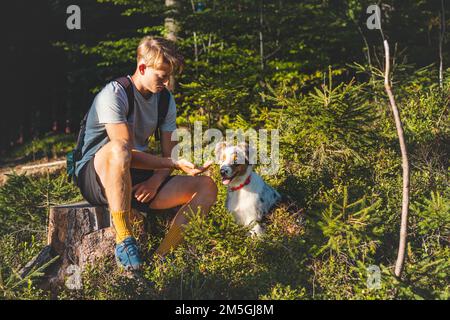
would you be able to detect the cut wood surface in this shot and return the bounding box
[21,160,66,170]
[0,158,66,186]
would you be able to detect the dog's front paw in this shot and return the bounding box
[249,223,264,237]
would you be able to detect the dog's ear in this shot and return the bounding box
[215,141,227,161]
[237,142,255,164]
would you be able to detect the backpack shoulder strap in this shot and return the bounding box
[155,87,171,141]
[114,76,134,119]
[68,76,135,184]
[76,113,89,148]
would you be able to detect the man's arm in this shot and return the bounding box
[105,123,175,170]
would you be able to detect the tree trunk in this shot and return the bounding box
[383,40,410,278]
[165,0,178,42]
[32,202,145,291]
[259,0,264,71]
[439,0,446,89]
[165,0,178,91]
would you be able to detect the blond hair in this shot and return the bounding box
[136,36,184,75]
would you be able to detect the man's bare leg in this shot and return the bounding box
[94,139,133,243]
[93,140,217,256]
[143,175,218,256]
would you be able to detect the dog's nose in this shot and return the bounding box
[221,166,233,176]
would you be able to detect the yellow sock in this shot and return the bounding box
[111,210,133,244]
[156,223,185,256]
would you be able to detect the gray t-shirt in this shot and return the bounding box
[75,76,177,176]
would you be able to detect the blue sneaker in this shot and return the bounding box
[115,237,143,271]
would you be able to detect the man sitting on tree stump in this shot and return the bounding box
[74,36,217,271]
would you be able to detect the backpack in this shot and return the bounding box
[66,76,171,184]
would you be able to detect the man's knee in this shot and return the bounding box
[197,176,218,205]
[107,139,131,168]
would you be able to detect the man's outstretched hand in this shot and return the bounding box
[173,159,213,176]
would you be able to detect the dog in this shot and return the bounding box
[215,141,281,235]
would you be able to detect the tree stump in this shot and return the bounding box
[33,201,145,291]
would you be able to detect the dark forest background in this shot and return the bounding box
[1,0,448,155]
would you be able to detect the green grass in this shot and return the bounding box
[0,78,448,300]
[7,133,76,162]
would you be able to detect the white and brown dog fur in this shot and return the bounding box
[215,142,281,235]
